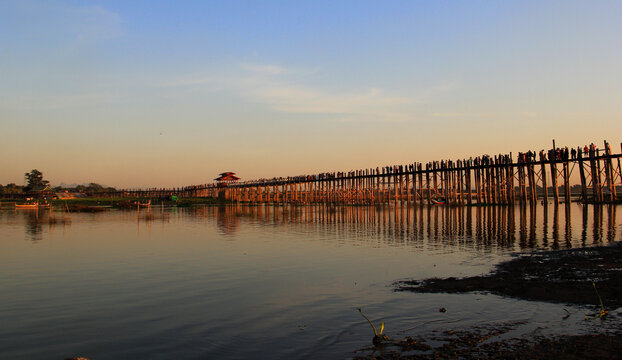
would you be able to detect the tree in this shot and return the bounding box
[1,183,24,194]
[86,183,105,192]
[24,169,49,191]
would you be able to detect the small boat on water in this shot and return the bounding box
[15,201,50,209]
[15,203,40,209]
[138,200,151,207]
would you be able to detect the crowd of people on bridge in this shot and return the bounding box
[515,143,605,164]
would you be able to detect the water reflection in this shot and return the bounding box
[6,204,619,250]
[608,206,617,242]
[10,208,72,243]
[216,206,241,235]
[190,203,618,251]
[24,210,44,243]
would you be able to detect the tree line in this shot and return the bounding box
[0,169,117,195]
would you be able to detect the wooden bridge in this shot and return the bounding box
[111,140,622,205]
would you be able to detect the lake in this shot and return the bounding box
[0,203,619,359]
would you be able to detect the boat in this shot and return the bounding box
[15,200,51,209]
[138,200,151,207]
[15,203,39,209]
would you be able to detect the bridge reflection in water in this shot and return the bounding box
[192,204,618,251]
[11,203,618,249]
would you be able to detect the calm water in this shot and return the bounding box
[0,204,620,359]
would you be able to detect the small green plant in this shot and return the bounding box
[585,282,608,320]
[358,308,388,345]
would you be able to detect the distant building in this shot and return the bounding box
[214,172,240,187]
[27,185,54,199]
[215,172,240,181]
[214,172,240,198]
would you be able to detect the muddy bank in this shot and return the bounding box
[364,243,622,359]
[396,242,622,308]
[354,322,622,360]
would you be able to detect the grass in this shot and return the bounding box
[585,282,609,320]
[358,308,388,346]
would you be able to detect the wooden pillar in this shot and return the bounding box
[460,160,466,205]
[589,149,600,203]
[578,151,588,203]
[457,161,464,204]
[604,141,617,202]
[418,163,424,205]
[449,162,455,203]
[508,153,515,203]
[481,163,487,205]
[521,162,528,203]
[541,155,548,205]
[563,161,571,204]
[465,160,472,205]
[493,156,502,204]
[381,168,386,203]
[485,164,491,204]
[456,161,461,204]
[550,157,559,203]
[286,181,290,203]
[412,164,416,204]
[596,149,604,203]
[505,160,513,204]
[442,161,455,204]
[406,166,411,204]
[441,163,446,202]
[528,162,537,204]
[475,162,482,204]
[368,171,373,204]
[374,169,379,204]
[432,162,438,201]
[426,164,432,204]
[397,168,402,203]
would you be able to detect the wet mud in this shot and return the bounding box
[396,242,622,308]
[360,243,622,359]
[354,322,622,360]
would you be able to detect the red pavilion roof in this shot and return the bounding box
[214,172,240,181]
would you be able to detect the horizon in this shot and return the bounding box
[2,1,621,188]
[3,138,619,189]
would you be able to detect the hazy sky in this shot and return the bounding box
[2,0,621,188]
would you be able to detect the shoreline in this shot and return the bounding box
[356,242,622,359]
[396,242,622,308]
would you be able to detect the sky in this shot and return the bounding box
[1,0,621,188]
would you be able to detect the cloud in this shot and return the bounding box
[139,62,458,123]
[230,63,426,122]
